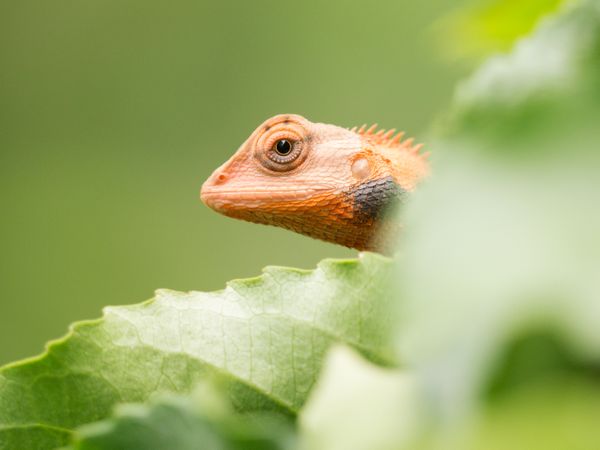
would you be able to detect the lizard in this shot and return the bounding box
[200,114,429,254]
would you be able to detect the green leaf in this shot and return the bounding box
[435,0,570,60]
[0,425,71,450]
[464,377,600,450]
[0,253,395,450]
[394,0,600,446]
[66,383,294,450]
[299,346,423,450]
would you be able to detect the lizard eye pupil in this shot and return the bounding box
[275,139,292,155]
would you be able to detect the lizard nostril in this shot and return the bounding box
[200,170,229,204]
[211,172,228,185]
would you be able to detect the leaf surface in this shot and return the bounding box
[67,383,294,450]
[0,253,394,450]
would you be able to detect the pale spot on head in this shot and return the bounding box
[351,157,371,180]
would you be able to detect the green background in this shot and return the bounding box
[0,0,465,365]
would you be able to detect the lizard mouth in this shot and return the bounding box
[200,184,335,212]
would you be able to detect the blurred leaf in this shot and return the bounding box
[0,253,395,450]
[299,346,423,450]
[449,0,600,140]
[0,425,70,450]
[396,0,600,446]
[66,383,294,450]
[464,377,600,450]
[436,0,569,60]
[483,329,599,401]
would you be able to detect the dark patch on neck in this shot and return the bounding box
[348,176,404,224]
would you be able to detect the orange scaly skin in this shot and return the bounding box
[201,114,429,253]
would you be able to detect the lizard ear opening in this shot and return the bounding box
[351,157,371,180]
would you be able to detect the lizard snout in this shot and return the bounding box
[200,169,229,208]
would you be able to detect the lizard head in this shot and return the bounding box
[201,114,428,252]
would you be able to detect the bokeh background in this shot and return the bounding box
[0,0,467,365]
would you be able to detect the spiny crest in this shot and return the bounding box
[349,123,428,157]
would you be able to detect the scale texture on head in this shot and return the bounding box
[201,114,429,253]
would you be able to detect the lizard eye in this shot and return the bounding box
[266,139,302,167]
[254,118,309,172]
[275,139,292,155]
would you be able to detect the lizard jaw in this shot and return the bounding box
[200,184,335,213]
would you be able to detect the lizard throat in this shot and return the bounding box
[203,176,404,253]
